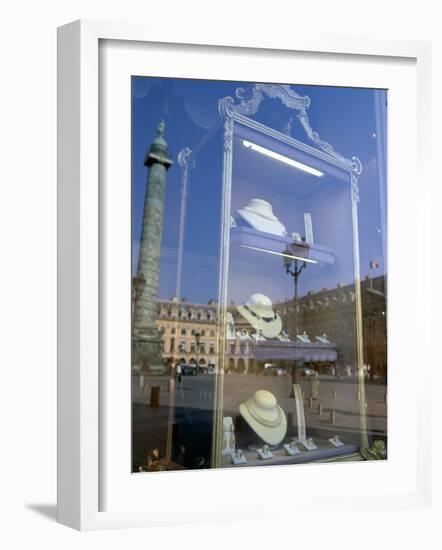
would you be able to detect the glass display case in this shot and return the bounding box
[131,80,387,472]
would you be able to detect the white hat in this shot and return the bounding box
[239,390,287,446]
[237,293,282,339]
[237,198,286,236]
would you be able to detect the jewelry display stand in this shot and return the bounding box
[293,384,307,443]
[230,449,247,465]
[222,416,236,456]
[284,441,301,456]
[329,436,345,448]
[247,441,280,452]
[257,445,274,460]
[300,438,318,451]
[221,440,359,467]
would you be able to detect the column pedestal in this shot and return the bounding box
[133,327,165,375]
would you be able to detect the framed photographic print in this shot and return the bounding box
[57,20,432,530]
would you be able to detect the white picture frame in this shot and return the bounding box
[57,19,433,531]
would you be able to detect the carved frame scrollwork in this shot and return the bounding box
[218,82,362,185]
[177,146,193,196]
[218,83,310,119]
[222,116,234,153]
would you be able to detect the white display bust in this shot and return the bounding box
[237,293,282,339]
[236,198,287,237]
[239,390,287,446]
[296,331,311,343]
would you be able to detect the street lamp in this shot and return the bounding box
[283,242,308,335]
[195,330,201,372]
[283,241,309,385]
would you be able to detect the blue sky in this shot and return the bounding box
[132,77,387,305]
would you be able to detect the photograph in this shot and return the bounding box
[131,77,388,472]
[0,0,437,541]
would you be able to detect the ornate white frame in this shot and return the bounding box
[57,19,432,530]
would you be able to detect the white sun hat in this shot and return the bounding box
[236,198,287,236]
[237,293,282,339]
[239,390,287,446]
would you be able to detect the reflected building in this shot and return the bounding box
[154,297,219,369]
[275,275,387,379]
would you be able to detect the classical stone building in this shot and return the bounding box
[224,322,253,374]
[275,275,387,378]
[154,298,219,369]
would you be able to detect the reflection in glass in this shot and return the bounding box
[131,77,388,473]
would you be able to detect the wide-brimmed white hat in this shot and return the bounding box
[237,198,286,236]
[237,293,282,339]
[239,390,287,446]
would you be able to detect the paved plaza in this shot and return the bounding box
[132,372,387,471]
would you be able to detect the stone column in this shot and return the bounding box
[133,121,173,374]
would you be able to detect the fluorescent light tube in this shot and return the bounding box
[242,139,324,177]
